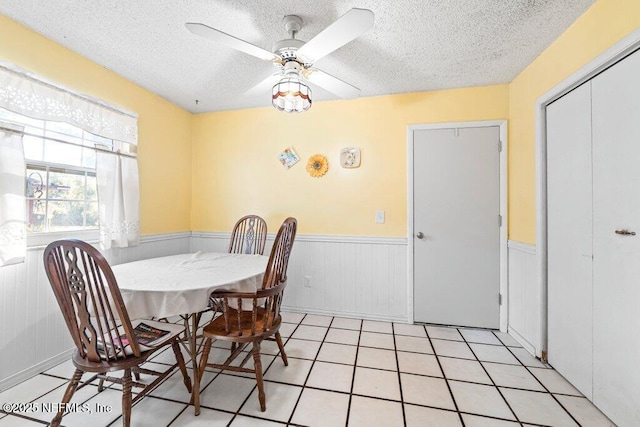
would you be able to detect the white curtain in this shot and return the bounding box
[0,61,138,144]
[96,152,140,250]
[0,61,140,250]
[0,124,26,267]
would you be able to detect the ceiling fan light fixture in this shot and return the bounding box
[272,75,312,113]
[187,8,374,111]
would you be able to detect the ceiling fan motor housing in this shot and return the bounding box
[272,15,312,69]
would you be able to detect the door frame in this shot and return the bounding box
[407,120,508,331]
[536,27,640,359]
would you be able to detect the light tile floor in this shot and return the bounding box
[0,312,616,426]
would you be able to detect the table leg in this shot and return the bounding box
[185,314,200,415]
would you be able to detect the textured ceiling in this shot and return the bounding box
[1,0,596,113]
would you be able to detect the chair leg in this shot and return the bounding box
[50,368,83,427]
[194,311,203,330]
[275,332,288,366]
[133,370,141,381]
[252,341,266,411]
[97,377,105,392]
[122,368,132,427]
[198,338,213,383]
[189,338,212,406]
[172,340,192,393]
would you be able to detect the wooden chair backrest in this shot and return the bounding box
[228,215,268,255]
[217,217,297,337]
[43,239,141,363]
[262,217,297,291]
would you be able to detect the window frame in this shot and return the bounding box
[0,109,113,248]
[25,159,100,244]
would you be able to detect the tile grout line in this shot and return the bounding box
[227,313,307,425]
[0,411,49,425]
[390,323,408,426]
[152,334,580,422]
[344,318,364,427]
[198,314,304,426]
[487,329,584,425]
[458,330,524,426]
[10,376,125,426]
[168,325,571,426]
[285,315,335,425]
[502,343,584,427]
[424,324,466,426]
[2,316,607,427]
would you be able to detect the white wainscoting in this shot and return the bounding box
[10,231,539,389]
[0,232,191,392]
[192,232,409,322]
[507,240,541,357]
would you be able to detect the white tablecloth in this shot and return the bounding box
[112,251,268,320]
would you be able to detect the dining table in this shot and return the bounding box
[111,251,269,415]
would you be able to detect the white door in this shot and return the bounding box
[591,48,640,426]
[413,126,500,328]
[546,82,594,399]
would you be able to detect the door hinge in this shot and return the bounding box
[498,214,502,227]
[499,293,502,305]
[498,140,503,152]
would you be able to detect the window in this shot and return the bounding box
[0,107,135,235]
[0,62,140,259]
[26,164,98,233]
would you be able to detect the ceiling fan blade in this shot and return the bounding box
[297,8,374,63]
[245,73,282,97]
[304,68,360,99]
[185,22,281,63]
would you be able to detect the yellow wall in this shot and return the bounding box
[0,14,193,235]
[508,0,640,243]
[192,85,509,235]
[4,0,639,241]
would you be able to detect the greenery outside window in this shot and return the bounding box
[0,107,135,241]
[26,164,98,233]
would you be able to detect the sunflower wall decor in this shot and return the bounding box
[306,154,329,178]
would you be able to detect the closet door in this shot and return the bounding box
[546,82,593,399]
[592,48,640,426]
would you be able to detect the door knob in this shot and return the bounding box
[416,232,425,239]
[615,229,636,236]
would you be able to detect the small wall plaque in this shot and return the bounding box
[340,147,361,168]
[278,146,300,169]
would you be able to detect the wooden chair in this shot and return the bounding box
[204,214,268,319]
[198,217,297,411]
[228,214,268,255]
[43,240,192,427]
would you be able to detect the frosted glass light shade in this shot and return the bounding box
[272,76,312,113]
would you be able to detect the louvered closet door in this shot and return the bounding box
[546,82,593,399]
[591,48,640,427]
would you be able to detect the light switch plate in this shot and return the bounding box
[375,210,385,224]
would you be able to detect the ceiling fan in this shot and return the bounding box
[185,8,374,112]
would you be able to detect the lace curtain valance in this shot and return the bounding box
[0,61,138,145]
[0,61,140,257]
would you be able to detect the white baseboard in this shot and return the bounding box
[508,326,537,357]
[0,349,73,393]
[281,306,408,324]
